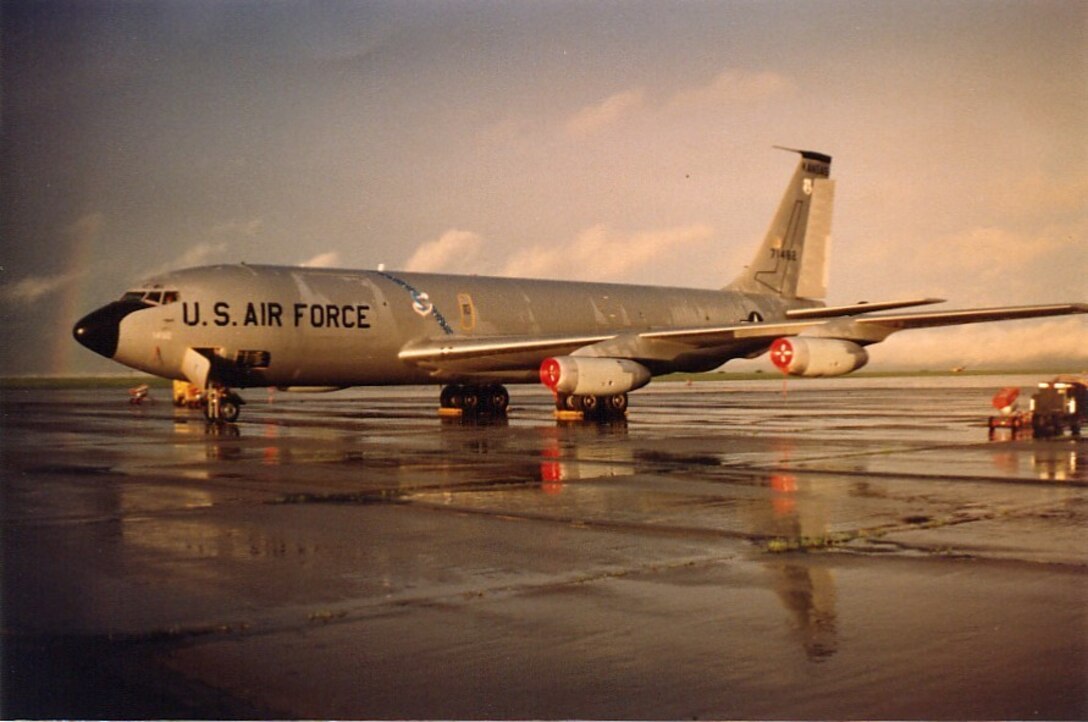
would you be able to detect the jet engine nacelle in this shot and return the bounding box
[769,337,869,377]
[540,356,652,396]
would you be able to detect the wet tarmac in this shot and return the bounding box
[2,375,1086,719]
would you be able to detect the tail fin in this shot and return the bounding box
[727,148,835,299]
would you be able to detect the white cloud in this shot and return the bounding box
[210,218,264,237]
[995,170,1088,220]
[0,270,85,305]
[501,223,714,281]
[556,69,791,142]
[564,88,646,138]
[838,213,1087,308]
[668,68,793,111]
[300,251,342,268]
[139,241,229,279]
[64,211,106,246]
[401,224,714,282]
[870,316,1088,370]
[403,230,484,273]
[0,211,103,305]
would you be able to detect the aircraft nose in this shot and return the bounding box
[72,301,146,358]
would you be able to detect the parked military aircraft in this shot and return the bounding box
[73,150,1087,421]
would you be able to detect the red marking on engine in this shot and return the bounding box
[540,357,561,389]
[770,338,794,373]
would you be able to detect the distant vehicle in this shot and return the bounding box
[128,384,151,405]
[1030,377,1086,437]
[172,380,204,408]
[987,387,1029,439]
[73,149,1088,421]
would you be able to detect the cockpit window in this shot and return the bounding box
[120,290,180,305]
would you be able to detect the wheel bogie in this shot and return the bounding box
[440,384,510,416]
[554,392,628,420]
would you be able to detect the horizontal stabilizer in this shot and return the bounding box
[786,298,946,320]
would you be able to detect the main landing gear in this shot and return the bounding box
[555,392,628,420]
[439,383,510,416]
[204,385,245,423]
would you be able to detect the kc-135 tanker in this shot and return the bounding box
[74,150,1087,421]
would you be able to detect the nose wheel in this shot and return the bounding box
[440,384,509,416]
[204,385,244,423]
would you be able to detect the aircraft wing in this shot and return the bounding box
[400,302,1087,376]
[398,332,617,375]
[641,302,1088,347]
[784,297,945,319]
[848,303,1088,330]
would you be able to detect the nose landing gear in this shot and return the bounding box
[204,385,245,423]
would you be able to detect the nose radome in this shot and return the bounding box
[72,300,146,359]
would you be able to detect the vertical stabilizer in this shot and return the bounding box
[727,149,835,299]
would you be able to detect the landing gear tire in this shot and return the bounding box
[604,393,628,414]
[484,385,510,414]
[440,383,509,416]
[218,398,241,423]
[556,393,628,420]
[204,386,244,423]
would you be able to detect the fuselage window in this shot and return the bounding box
[119,290,179,305]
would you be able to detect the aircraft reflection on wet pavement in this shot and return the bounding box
[4,379,1087,719]
[166,399,844,662]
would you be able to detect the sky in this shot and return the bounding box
[2,0,1086,376]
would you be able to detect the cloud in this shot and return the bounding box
[872,220,1087,306]
[942,227,1061,267]
[300,251,342,268]
[564,88,646,138]
[0,211,103,306]
[0,270,86,306]
[401,224,714,282]
[500,223,714,281]
[139,241,229,279]
[403,230,485,273]
[993,170,1088,221]
[64,212,106,246]
[210,218,264,237]
[870,316,1088,370]
[557,68,791,141]
[668,69,793,112]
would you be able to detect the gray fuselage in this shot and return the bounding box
[110,264,803,388]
